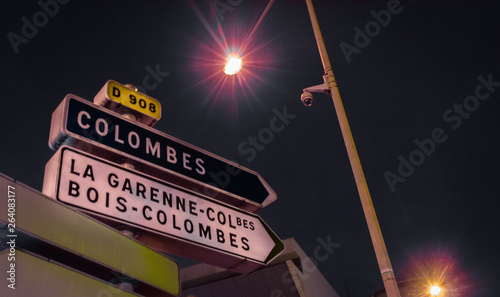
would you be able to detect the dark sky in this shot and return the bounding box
[2,1,500,296]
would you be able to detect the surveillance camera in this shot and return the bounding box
[301,90,313,106]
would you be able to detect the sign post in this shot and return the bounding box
[43,82,283,275]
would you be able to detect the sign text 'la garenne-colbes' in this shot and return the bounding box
[53,147,278,262]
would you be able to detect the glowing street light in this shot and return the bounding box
[224,55,242,75]
[430,285,442,296]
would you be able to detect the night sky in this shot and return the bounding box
[2,1,500,296]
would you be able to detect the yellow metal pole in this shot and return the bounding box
[304,1,401,296]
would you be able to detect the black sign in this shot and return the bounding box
[49,95,276,206]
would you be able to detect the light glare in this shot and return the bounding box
[430,285,442,295]
[224,56,242,75]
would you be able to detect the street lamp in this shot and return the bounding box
[430,285,442,296]
[224,55,242,75]
[302,1,402,297]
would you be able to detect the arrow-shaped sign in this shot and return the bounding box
[48,95,276,212]
[43,146,284,273]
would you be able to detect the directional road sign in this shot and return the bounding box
[0,173,180,296]
[48,94,276,212]
[43,146,284,274]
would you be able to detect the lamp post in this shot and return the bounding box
[303,1,402,296]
